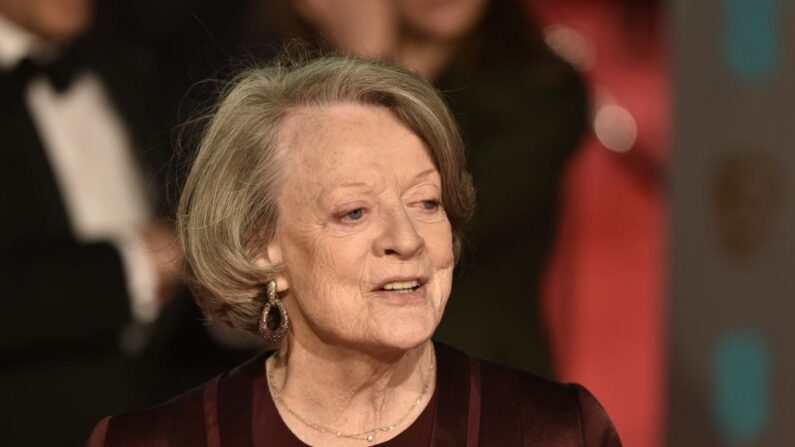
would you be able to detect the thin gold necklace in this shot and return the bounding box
[266,348,436,443]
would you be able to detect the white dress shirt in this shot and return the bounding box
[0,13,158,323]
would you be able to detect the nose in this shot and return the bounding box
[374,206,425,259]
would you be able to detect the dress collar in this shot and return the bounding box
[211,342,478,446]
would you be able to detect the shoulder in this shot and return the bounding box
[477,358,622,446]
[434,343,621,446]
[85,352,269,447]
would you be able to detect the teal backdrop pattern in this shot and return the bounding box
[713,330,771,444]
[671,0,794,445]
[724,0,779,82]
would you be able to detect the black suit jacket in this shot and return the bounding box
[0,37,170,445]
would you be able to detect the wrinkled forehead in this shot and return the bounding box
[274,103,439,187]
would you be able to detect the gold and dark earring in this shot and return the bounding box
[258,280,288,342]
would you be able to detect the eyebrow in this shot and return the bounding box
[412,168,439,181]
[322,169,437,193]
[317,168,439,204]
[317,182,370,205]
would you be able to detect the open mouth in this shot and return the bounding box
[375,278,425,294]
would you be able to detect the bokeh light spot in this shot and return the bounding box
[593,104,637,153]
[543,25,596,72]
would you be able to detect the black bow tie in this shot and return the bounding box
[1,50,86,94]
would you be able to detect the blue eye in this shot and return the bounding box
[421,200,441,210]
[345,208,364,220]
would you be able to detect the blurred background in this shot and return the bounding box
[0,0,792,445]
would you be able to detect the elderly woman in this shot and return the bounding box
[86,56,621,446]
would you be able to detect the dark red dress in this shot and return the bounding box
[86,343,622,446]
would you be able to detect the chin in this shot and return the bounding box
[371,312,439,353]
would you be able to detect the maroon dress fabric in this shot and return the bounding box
[86,343,622,446]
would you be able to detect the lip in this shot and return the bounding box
[371,276,429,292]
[370,276,429,305]
[372,283,428,304]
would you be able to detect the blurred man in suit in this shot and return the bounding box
[0,0,181,443]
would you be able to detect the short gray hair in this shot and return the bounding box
[178,55,475,334]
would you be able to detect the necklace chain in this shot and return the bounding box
[266,349,436,443]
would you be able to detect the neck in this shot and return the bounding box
[268,337,435,439]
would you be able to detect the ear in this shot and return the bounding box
[254,239,290,293]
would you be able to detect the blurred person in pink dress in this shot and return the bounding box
[530,1,670,446]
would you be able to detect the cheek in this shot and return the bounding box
[424,220,455,268]
[422,221,455,303]
[280,228,326,303]
[284,229,372,316]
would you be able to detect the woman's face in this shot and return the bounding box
[268,103,454,354]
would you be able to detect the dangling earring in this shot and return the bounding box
[258,280,289,342]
